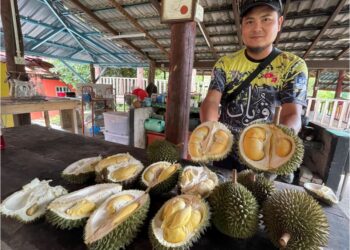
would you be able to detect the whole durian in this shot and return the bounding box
[237,169,276,206]
[140,161,181,195]
[46,183,122,229]
[262,190,329,250]
[61,156,101,184]
[188,121,233,163]
[208,170,259,239]
[84,190,150,250]
[146,140,180,163]
[238,107,304,175]
[149,194,210,250]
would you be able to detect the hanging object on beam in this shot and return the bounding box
[161,0,203,23]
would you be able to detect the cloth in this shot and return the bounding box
[132,88,148,101]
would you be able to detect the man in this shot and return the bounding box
[146,81,158,98]
[200,0,308,181]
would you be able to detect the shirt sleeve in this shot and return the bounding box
[279,58,308,107]
[208,58,227,93]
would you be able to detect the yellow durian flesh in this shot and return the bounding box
[106,194,134,214]
[110,164,138,181]
[112,202,139,225]
[65,199,96,217]
[157,164,178,183]
[188,126,209,159]
[95,154,130,173]
[142,162,179,187]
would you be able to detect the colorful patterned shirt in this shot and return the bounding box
[209,48,308,135]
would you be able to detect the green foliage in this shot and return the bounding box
[104,68,137,77]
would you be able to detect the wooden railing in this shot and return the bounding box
[306,98,350,129]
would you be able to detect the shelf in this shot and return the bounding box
[151,103,200,114]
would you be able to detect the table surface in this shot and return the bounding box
[1,125,349,250]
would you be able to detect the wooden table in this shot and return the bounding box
[1,97,80,134]
[1,125,349,250]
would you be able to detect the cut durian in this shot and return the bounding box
[94,153,131,180]
[179,166,219,198]
[62,156,102,184]
[303,183,338,206]
[150,194,210,250]
[46,183,122,229]
[147,140,180,163]
[188,121,233,162]
[238,123,304,175]
[0,178,67,223]
[84,190,150,250]
[140,161,181,195]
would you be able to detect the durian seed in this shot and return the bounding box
[106,195,134,214]
[186,209,202,233]
[26,203,39,216]
[163,226,187,243]
[157,164,178,183]
[66,199,96,216]
[111,164,138,180]
[112,202,139,225]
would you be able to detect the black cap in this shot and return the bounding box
[240,0,283,17]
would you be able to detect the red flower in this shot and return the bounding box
[271,77,278,83]
[264,72,274,78]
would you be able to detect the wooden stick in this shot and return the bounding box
[279,232,291,247]
[249,173,256,183]
[232,169,237,184]
[273,106,282,125]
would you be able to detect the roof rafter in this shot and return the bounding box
[197,22,218,59]
[275,0,290,45]
[335,46,350,60]
[231,0,243,48]
[31,27,65,50]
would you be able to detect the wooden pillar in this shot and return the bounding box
[1,0,30,125]
[311,70,320,111]
[148,61,156,84]
[90,63,95,83]
[335,70,345,99]
[136,67,144,88]
[165,22,196,158]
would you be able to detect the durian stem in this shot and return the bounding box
[273,106,282,125]
[232,169,237,184]
[279,233,291,247]
[249,173,256,183]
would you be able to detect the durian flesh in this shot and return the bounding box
[188,121,233,162]
[141,161,181,194]
[179,166,219,198]
[46,183,122,229]
[239,123,304,174]
[95,153,131,176]
[62,156,102,184]
[150,194,210,250]
[0,178,67,223]
[84,190,150,250]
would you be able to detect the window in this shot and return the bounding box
[56,86,69,94]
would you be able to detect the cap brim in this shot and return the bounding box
[240,3,280,17]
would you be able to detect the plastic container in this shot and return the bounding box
[144,118,165,132]
[103,112,129,135]
[104,132,129,145]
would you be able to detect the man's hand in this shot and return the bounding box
[200,90,222,122]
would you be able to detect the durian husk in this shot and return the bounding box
[238,122,304,175]
[147,140,180,164]
[149,194,210,250]
[61,156,101,184]
[262,190,329,250]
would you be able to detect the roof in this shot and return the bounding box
[0,0,349,85]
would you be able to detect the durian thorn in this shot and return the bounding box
[279,232,291,248]
[232,169,237,184]
[273,106,282,125]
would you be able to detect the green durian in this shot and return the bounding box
[149,194,210,250]
[140,161,181,195]
[262,190,329,250]
[84,190,150,250]
[46,183,122,230]
[237,169,276,206]
[208,170,259,239]
[147,140,180,163]
[61,156,101,184]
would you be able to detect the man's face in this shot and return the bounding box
[241,5,283,52]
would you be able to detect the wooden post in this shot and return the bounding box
[148,61,156,85]
[165,22,196,158]
[335,70,345,99]
[1,0,30,126]
[311,70,320,111]
[90,63,95,83]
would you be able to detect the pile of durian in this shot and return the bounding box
[1,113,331,250]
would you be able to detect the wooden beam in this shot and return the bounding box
[335,46,349,60]
[335,70,345,98]
[149,0,161,13]
[275,0,290,45]
[231,0,243,48]
[69,0,151,61]
[311,70,320,111]
[197,22,218,59]
[90,63,95,83]
[108,0,170,59]
[303,0,347,59]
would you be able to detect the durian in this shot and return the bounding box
[46,183,122,229]
[208,170,259,239]
[179,166,219,198]
[238,107,304,175]
[188,121,233,162]
[61,156,102,184]
[147,140,180,163]
[149,194,210,250]
[94,153,131,181]
[84,190,150,250]
[140,161,181,195]
[0,178,67,223]
[237,169,276,206]
[262,190,329,250]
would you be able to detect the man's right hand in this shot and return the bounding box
[200,89,222,123]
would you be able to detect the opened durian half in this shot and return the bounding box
[62,156,102,184]
[179,166,219,198]
[46,183,122,229]
[150,194,210,250]
[0,178,67,223]
[188,121,233,162]
[140,161,181,195]
[238,123,304,175]
[84,190,150,250]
